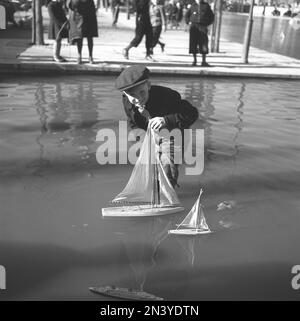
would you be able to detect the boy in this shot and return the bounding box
[185,0,214,67]
[115,65,198,187]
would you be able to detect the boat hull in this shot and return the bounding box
[89,286,164,301]
[102,205,184,217]
[168,228,212,235]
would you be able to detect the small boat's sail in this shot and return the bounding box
[102,126,184,217]
[168,189,212,235]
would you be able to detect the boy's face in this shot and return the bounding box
[123,80,151,107]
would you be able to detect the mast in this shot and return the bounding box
[150,129,160,207]
[155,162,160,205]
[196,189,203,229]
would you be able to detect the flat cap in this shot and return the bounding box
[115,65,150,91]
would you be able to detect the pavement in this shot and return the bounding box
[0,8,300,79]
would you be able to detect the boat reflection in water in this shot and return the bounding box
[90,217,172,300]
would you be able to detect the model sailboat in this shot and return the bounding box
[168,189,212,235]
[102,126,184,217]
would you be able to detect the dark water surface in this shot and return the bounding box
[0,75,300,300]
[221,12,300,59]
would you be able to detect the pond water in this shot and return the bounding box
[221,12,300,60]
[0,74,300,300]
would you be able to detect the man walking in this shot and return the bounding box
[123,0,153,60]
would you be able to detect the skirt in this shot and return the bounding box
[189,23,208,55]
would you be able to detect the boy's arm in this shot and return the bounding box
[163,91,199,130]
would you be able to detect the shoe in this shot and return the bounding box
[89,57,94,64]
[53,56,66,63]
[201,62,211,67]
[77,56,82,64]
[145,55,154,61]
[149,48,154,55]
[160,43,165,52]
[123,48,129,60]
[58,56,67,62]
[191,61,197,66]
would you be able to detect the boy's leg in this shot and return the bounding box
[160,139,179,188]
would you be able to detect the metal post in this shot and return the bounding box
[127,0,130,20]
[214,0,223,53]
[210,0,217,52]
[242,0,254,63]
[31,0,36,44]
[35,0,44,45]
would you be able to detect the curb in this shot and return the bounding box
[1,62,300,80]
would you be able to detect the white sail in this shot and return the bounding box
[112,126,180,206]
[169,189,212,235]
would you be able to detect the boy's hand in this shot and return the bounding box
[149,117,166,131]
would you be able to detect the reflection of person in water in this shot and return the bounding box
[44,83,70,132]
[67,82,99,152]
[113,217,171,292]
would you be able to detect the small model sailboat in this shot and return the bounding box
[89,286,164,301]
[168,189,212,235]
[102,126,184,217]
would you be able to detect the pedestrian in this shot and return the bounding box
[67,0,98,64]
[46,0,68,62]
[164,0,172,28]
[169,0,178,29]
[115,65,199,187]
[175,1,183,29]
[111,0,120,27]
[123,0,153,60]
[149,0,166,54]
[185,0,214,67]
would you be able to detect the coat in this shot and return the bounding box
[47,1,68,40]
[122,85,198,131]
[68,0,98,43]
[185,1,214,26]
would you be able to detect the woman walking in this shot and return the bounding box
[47,0,68,62]
[68,0,98,64]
